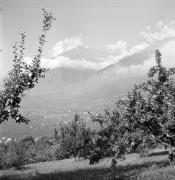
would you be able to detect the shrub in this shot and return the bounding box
[58,114,94,160]
[34,136,56,162]
[2,140,25,169]
[0,142,7,169]
[55,146,71,160]
[19,136,36,164]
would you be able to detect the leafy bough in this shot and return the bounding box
[0,9,55,124]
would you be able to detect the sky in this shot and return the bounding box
[1,0,175,77]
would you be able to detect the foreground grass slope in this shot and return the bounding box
[0,152,173,180]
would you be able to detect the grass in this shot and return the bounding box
[0,151,173,180]
[139,165,175,180]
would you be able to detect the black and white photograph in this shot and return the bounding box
[0,0,175,179]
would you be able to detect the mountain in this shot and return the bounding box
[101,38,174,72]
[30,67,96,95]
[61,45,109,62]
[1,38,175,140]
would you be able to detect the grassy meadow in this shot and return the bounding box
[0,150,175,180]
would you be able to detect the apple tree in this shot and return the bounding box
[0,9,55,124]
[89,50,175,164]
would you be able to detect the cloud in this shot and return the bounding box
[112,58,154,78]
[159,39,175,67]
[102,38,175,82]
[49,36,83,58]
[128,42,149,54]
[24,21,175,71]
[106,40,127,53]
[105,42,149,64]
[103,21,175,74]
[24,40,150,70]
[141,21,175,43]
[24,56,115,70]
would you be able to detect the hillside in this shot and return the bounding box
[1,38,175,139]
[0,152,171,180]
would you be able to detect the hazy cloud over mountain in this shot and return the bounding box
[49,36,83,58]
[22,21,175,74]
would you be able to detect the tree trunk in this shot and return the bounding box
[168,146,174,166]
